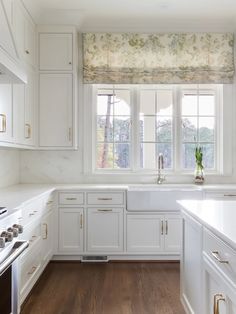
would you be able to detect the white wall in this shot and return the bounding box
[0,149,20,187]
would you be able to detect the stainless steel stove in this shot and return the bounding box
[0,210,28,314]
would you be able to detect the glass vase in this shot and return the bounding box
[194,164,204,184]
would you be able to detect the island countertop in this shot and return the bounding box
[178,199,236,251]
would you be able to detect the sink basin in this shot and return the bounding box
[127,184,203,211]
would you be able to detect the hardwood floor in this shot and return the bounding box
[21,262,185,314]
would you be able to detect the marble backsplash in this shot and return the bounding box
[0,149,20,188]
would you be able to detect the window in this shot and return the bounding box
[93,84,221,173]
[96,87,131,169]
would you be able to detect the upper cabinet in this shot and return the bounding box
[39,33,73,71]
[12,0,36,68]
[38,27,78,149]
[0,84,13,143]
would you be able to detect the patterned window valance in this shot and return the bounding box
[82,33,234,84]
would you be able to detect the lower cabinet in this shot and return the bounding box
[41,210,53,266]
[127,213,181,254]
[59,207,84,253]
[87,208,123,252]
[203,256,236,314]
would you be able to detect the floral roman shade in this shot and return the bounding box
[82,33,234,84]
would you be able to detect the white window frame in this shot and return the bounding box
[84,83,231,176]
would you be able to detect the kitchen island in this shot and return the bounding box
[179,200,236,314]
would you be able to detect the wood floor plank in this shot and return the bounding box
[21,262,185,314]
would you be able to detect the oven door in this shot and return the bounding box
[0,241,29,314]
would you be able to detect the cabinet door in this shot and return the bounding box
[59,208,83,253]
[12,0,25,59]
[39,73,73,147]
[0,84,13,142]
[24,17,35,67]
[164,214,182,253]
[127,214,164,253]
[39,33,73,71]
[24,70,35,145]
[87,208,123,252]
[41,210,53,266]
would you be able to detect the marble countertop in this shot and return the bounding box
[179,200,236,250]
[1,183,236,221]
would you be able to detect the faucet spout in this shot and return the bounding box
[157,153,165,184]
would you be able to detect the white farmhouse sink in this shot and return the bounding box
[127,184,203,211]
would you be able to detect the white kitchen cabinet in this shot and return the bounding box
[24,17,36,67]
[203,257,236,314]
[127,214,164,253]
[39,73,73,147]
[41,210,53,267]
[12,0,35,67]
[181,213,203,314]
[0,84,13,142]
[23,69,35,145]
[13,69,35,146]
[127,213,181,254]
[39,33,73,71]
[59,207,84,253]
[87,208,123,252]
[164,214,182,252]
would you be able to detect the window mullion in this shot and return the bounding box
[175,86,182,172]
[132,85,139,171]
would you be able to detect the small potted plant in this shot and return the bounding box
[194,146,204,184]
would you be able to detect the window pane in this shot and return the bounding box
[157,117,172,142]
[114,90,130,115]
[182,143,196,169]
[199,117,214,142]
[182,94,197,116]
[114,117,130,142]
[182,117,197,142]
[157,90,173,115]
[139,116,156,142]
[140,143,156,169]
[201,144,215,169]
[157,143,172,169]
[97,91,114,115]
[96,143,113,169]
[199,95,215,116]
[114,144,130,168]
[97,116,113,142]
[140,90,155,115]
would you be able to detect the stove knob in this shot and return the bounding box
[0,231,13,242]
[12,224,23,234]
[7,227,18,237]
[0,237,5,248]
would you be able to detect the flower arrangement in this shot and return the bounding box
[194,146,204,184]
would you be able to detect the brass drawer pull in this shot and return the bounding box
[0,114,6,133]
[214,294,225,314]
[97,209,113,212]
[42,223,48,239]
[28,266,37,275]
[97,198,112,201]
[161,221,164,235]
[25,50,30,54]
[46,200,53,205]
[165,220,168,235]
[66,197,77,201]
[25,123,31,139]
[211,251,229,264]
[80,214,83,229]
[224,194,236,197]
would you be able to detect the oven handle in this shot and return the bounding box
[0,241,29,276]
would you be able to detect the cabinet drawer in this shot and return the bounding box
[20,240,42,297]
[59,193,84,205]
[205,191,236,200]
[22,198,43,226]
[87,192,124,205]
[203,229,236,285]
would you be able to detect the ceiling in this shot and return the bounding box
[22,0,236,31]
